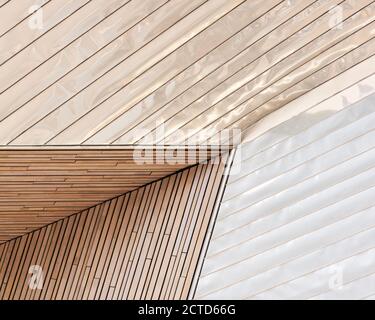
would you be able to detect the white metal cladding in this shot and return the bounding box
[195,62,375,300]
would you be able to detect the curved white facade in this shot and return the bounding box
[196,60,375,300]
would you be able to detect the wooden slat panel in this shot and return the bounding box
[0,0,371,146]
[0,0,91,66]
[0,0,50,37]
[0,147,224,242]
[0,154,227,299]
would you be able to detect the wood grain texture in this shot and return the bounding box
[0,147,224,242]
[0,0,373,146]
[0,154,227,299]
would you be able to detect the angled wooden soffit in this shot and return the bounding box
[0,145,227,242]
[0,153,229,299]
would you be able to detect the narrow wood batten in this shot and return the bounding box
[0,146,227,242]
[0,153,228,300]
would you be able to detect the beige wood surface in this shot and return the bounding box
[0,155,227,300]
[0,147,223,242]
[0,0,372,146]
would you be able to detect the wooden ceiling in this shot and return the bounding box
[0,0,373,146]
[0,147,223,242]
[0,156,227,299]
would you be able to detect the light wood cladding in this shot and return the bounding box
[0,155,227,299]
[0,147,223,242]
[0,0,373,146]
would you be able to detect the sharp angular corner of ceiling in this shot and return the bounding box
[0,0,373,147]
[0,147,205,243]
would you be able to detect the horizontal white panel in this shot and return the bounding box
[196,70,375,300]
[223,96,375,203]
[209,151,375,254]
[199,227,375,299]
[309,272,375,300]
[202,187,375,277]
[226,92,375,191]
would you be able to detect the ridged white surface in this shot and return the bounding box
[195,66,375,300]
